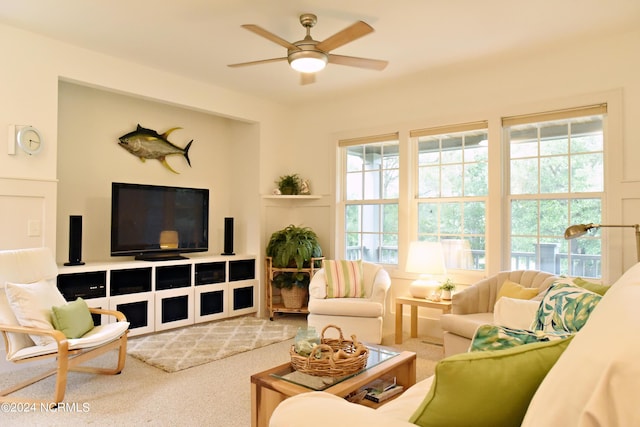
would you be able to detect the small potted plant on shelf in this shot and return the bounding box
[276,174,301,195]
[439,279,456,300]
[266,224,323,308]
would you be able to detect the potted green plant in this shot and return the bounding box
[439,279,456,300]
[276,174,301,195]
[266,224,322,269]
[266,224,323,308]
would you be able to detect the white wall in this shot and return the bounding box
[56,81,258,262]
[295,28,640,281]
[287,28,640,338]
[0,24,290,266]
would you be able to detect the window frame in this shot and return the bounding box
[339,134,400,265]
[411,122,489,272]
[502,105,607,277]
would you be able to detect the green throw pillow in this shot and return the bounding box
[496,279,540,300]
[531,282,601,333]
[51,297,95,339]
[470,324,573,352]
[409,337,573,427]
[573,277,610,296]
[324,259,364,298]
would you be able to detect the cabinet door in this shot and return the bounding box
[109,293,154,336]
[228,279,257,316]
[155,287,195,331]
[195,282,228,323]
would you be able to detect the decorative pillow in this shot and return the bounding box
[531,281,601,333]
[51,297,95,339]
[470,324,573,352]
[0,290,36,357]
[493,297,541,329]
[409,337,573,427]
[324,260,364,298]
[573,277,610,296]
[5,279,67,345]
[496,279,540,300]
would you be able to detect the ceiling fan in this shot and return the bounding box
[228,13,388,85]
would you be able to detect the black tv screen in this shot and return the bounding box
[111,182,209,260]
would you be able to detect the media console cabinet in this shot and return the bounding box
[57,255,257,336]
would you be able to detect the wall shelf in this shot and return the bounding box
[262,195,322,200]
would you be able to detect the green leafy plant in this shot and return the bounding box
[266,224,323,289]
[276,174,301,195]
[439,279,456,292]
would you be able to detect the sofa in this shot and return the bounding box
[440,270,558,356]
[269,263,640,427]
[307,261,391,345]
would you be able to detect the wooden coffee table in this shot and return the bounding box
[250,348,416,427]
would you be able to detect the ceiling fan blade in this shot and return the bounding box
[315,21,374,52]
[241,24,300,51]
[328,54,388,71]
[227,57,287,68]
[300,73,316,85]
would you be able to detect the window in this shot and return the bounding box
[411,122,488,270]
[336,103,609,278]
[504,105,606,277]
[341,134,399,264]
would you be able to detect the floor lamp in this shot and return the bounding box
[564,223,640,262]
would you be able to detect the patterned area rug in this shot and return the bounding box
[127,316,298,372]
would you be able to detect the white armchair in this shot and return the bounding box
[307,261,391,344]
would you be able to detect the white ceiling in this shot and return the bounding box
[1,0,639,106]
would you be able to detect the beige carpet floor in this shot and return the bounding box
[0,315,443,427]
[127,316,298,372]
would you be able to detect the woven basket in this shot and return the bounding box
[281,286,308,309]
[290,325,369,377]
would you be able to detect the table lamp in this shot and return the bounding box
[564,223,640,262]
[405,241,447,299]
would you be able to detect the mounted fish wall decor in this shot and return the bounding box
[118,124,193,174]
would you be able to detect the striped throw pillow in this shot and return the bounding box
[324,260,365,298]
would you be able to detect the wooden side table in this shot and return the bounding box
[395,296,452,344]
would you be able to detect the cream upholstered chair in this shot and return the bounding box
[307,261,391,344]
[0,247,129,403]
[440,270,558,356]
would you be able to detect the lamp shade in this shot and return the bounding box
[564,222,640,262]
[406,241,447,276]
[564,223,597,239]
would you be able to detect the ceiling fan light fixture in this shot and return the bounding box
[288,50,327,73]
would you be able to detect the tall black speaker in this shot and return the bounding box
[221,217,235,256]
[64,215,85,266]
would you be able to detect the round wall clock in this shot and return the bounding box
[17,125,43,155]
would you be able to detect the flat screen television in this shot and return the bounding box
[111,182,209,261]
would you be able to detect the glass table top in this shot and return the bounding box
[270,346,400,391]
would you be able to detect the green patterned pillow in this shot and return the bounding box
[470,324,573,352]
[531,281,601,333]
[324,260,364,298]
